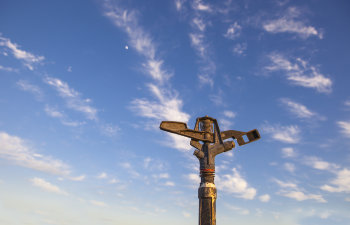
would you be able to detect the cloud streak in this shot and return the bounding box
[265,53,332,93]
[103,1,190,151]
[274,178,326,203]
[280,98,325,120]
[263,7,322,39]
[337,121,350,138]
[263,123,301,143]
[0,34,44,70]
[0,131,70,176]
[44,76,98,120]
[17,80,44,100]
[30,177,68,195]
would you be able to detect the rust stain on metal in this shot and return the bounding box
[160,115,260,225]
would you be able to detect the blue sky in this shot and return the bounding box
[1,0,350,224]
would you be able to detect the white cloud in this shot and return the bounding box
[319,211,332,219]
[192,0,212,12]
[263,123,300,143]
[232,43,247,56]
[44,105,64,118]
[303,156,340,172]
[189,33,206,57]
[345,100,350,107]
[219,118,234,131]
[0,64,18,72]
[192,17,206,31]
[187,2,216,87]
[259,194,271,202]
[284,162,296,173]
[90,200,107,207]
[120,162,140,177]
[280,98,323,119]
[30,177,68,195]
[97,172,108,179]
[281,147,296,158]
[224,22,242,40]
[152,172,170,181]
[265,53,332,93]
[223,110,236,119]
[44,76,98,120]
[100,123,120,137]
[69,175,86,181]
[0,35,44,70]
[281,191,326,203]
[175,0,185,11]
[262,7,322,39]
[130,84,190,151]
[321,168,350,193]
[0,131,70,175]
[131,84,189,122]
[225,204,250,215]
[187,173,200,187]
[104,3,172,83]
[17,80,43,99]
[337,121,350,138]
[164,181,175,186]
[273,178,298,189]
[44,105,84,127]
[217,168,256,200]
[104,2,190,151]
[274,178,326,203]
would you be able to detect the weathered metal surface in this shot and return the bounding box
[159,115,260,225]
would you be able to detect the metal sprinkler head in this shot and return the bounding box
[160,116,260,225]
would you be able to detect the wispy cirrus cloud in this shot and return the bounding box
[225,203,250,215]
[90,200,107,207]
[0,131,70,176]
[186,1,216,87]
[0,34,44,70]
[224,22,242,40]
[281,190,326,203]
[321,168,350,193]
[302,156,340,172]
[103,1,190,151]
[216,168,256,200]
[44,76,98,120]
[0,64,18,72]
[281,147,296,158]
[192,0,212,12]
[17,80,44,100]
[219,110,236,131]
[300,155,350,196]
[232,43,247,56]
[103,2,171,84]
[284,162,296,173]
[262,7,322,39]
[262,122,300,143]
[280,98,325,120]
[337,121,350,138]
[44,105,84,127]
[30,177,68,195]
[273,178,326,203]
[265,53,332,93]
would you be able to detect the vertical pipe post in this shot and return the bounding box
[198,119,216,225]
